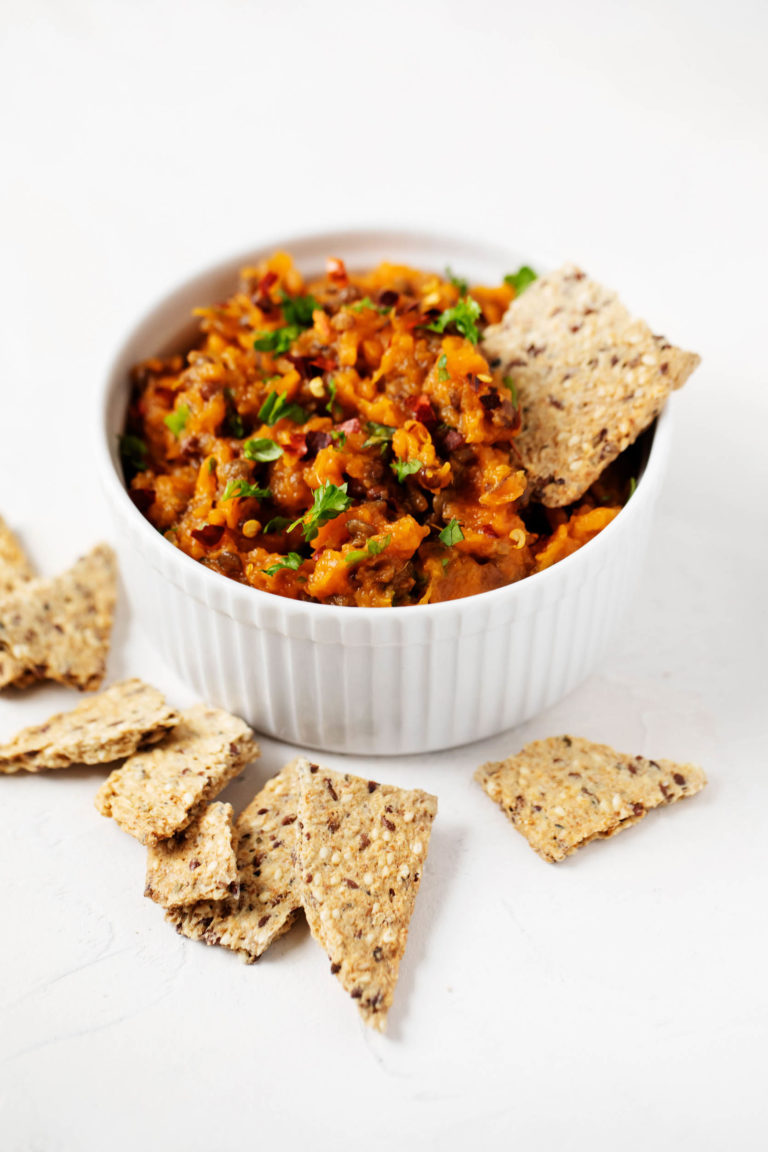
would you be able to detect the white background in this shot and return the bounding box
[1,1,766,1149]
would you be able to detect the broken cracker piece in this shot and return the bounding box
[0,543,117,691]
[0,517,34,595]
[0,517,37,688]
[0,679,178,774]
[95,703,259,845]
[296,760,437,1032]
[482,264,700,506]
[145,802,238,907]
[475,735,706,862]
[167,760,302,961]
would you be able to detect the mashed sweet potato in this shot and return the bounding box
[121,255,623,606]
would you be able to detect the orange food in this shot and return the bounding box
[121,255,624,606]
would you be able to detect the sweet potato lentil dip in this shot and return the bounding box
[121,255,624,607]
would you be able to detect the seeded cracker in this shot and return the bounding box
[167,760,302,961]
[482,265,700,507]
[0,543,117,691]
[0,679,179,774]
[95,704,259,845]
[296,761,437,1031]
[0,517,34,594]
[0,517,37,688]
[145,802,239,907]
[475,736,707,863]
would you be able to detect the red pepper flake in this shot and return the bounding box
[327,257,348,285]
[253,270,278,308]
[410,394,437,429]
[191,524,225,547]
[288,432,308,459]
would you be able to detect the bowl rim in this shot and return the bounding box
[95,226,672,623]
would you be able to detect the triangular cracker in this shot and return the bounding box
[0,517,37,688]
[145,802,239,908]
[95,704,259,845]
[296,761,437,1031]
[0,543,117,691]
[0,679,178,774]
[482,265,700,506]
[167,760,302,961]
[476,735,707,862]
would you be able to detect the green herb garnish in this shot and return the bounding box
[439,518,464,547]
[263,515,293,533]
[221,479,271,502]
[437,354,450,382]
[502,376,518,406]
[164,404,190,439]
[330,428,347,448]
[350,295,389,314]
[119,434,147,472]
[426,296,482,344]
[504,265,537,295]
[279,290,318,328]
[391,458,422,483]
[289,481,352,541]
[628,476,637,500]
[253,326,302,355]
[363,421,395,449]
[445,266,468,296]
[262,552,304,576]
[258,390,307,426]
[344,534,392,565]
[243,437,284,463]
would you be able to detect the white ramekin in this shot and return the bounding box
[96,229,672,755]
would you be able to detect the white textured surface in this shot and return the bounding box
[1,1,767,1150]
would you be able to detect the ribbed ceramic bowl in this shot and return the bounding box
[97,229,672,755]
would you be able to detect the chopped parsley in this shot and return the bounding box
[326,377,338,415]
[628,476,637,500]
[426,296,482,345]
[363,421,395,449]
[164,404,190,439]
[350,296,389,314]
[502,376,518,406]
[437,354,450,382]
[279,290,318,328]
[290,481,352,541]
[345,534,392,565]
[243,437,283,463]
[253,326,302,355]
[258,390,307,426]
[119,434,147,472]
[254,292,319,356]
[439,518,464,547]
[262,515,292,533]
[445,266,468,295]
[221,479,271,502]
[504,265,537,295]
[262,552,303,576]
[391,458,422,483]
[330,428,347,448]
